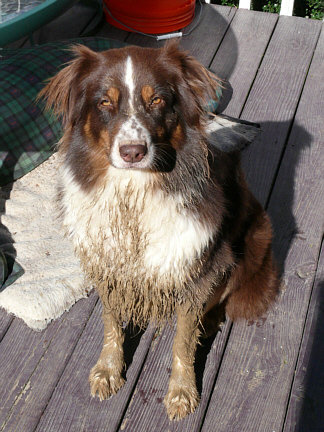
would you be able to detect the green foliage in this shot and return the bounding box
[262,0,281,13]
[219,0,238,6]
[211,0,323,19]
[305,0,323,19]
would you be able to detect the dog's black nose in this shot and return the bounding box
[119,142,148,163]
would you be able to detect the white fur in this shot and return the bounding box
[125,56,134,112]
[110,116,154,169]
[60,164,215,278]
[111,55,153,169]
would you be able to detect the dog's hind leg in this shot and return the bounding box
[164,305,200,420]
[89,310,125,400]
[225,208,279,321]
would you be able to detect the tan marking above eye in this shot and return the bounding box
[107,87,120,103]
[141,85,155,104]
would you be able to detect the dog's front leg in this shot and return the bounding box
[89,310,125,400]
[164,306,200,420]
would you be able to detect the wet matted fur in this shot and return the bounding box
[39,41,279,420]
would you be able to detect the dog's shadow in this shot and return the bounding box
[122,325,146,375]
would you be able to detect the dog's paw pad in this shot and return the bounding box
[164,387,199,420]
[89,365,125,400]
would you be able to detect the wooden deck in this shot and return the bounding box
[1,3,323,431]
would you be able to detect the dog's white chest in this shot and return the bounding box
[61,166,214,277]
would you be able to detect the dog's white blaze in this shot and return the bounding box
[60,165,215,278]
[125,56,135,112]
[110,116,153,168]
[110,56,153,168]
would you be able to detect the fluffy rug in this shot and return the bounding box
[0,154,90,331]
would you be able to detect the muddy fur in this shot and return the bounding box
[40,41,279,421]
[75,165,232,328]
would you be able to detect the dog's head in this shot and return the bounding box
[39,42,220,188]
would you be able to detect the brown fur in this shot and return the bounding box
[39,41,279,421]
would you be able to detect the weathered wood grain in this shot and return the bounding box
[179,4,236,67]
[95,17,129,41]
[34,302,156,432]
[0,310,13,342]
[119,321,232,432]
[0,318,60,427]
[210,9,278,117]
[33,2,98,44]
[201,18,324,432]
[283,244,324,432]
[280,27,324,432]
[240,16,322,205]
[126,4,236,67]
[0,292,98,431]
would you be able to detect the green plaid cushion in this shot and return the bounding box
[0,37,127,186]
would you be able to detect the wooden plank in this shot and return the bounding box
[126,4,236,67]
[119,322,231,432]
[31,2,129,45]
[0,292,98,431]
[283,244,324,432]
[201,19,324,432]
[281,27,324,432]
[93,18,129,41]
[34,303,155,432]
[240,16,322,205]
[0,309,13,342]
[179,4,236,67]
[0,320,59,426]
[209,9,278,117]
[32,2,97,44]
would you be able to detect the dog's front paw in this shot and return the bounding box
[89,364,125,401]
[164,386,200,420]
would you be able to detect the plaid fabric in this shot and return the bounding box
[0,37,127,186]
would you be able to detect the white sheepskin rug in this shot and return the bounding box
[0,154,90,331]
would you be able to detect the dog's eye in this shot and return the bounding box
[151,96,162,105]
[100,99,112,107]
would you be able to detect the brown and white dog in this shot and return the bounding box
[40,42,279,420]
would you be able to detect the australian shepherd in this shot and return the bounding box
[39,41,279,420]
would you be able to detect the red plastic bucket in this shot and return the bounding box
[103,0,196,34]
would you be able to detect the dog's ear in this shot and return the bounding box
[38,45,99,126]
[162,40,221,126]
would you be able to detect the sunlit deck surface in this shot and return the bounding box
[0,3,323,431]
